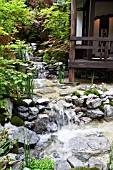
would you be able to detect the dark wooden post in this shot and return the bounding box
[87,0,95,60]
[69,0,76,82]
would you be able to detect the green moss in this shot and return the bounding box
[72,90,81,97]
[11,116,24,126]
[99,104,104,112]
[84,89,100,96]
[110,101,113,106]
[70,167,100,170]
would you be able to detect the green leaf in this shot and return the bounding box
[0,148,4,155]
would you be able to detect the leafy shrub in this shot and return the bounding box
[11,116,24,126]
[28,157,55,170]
[84,89,100,96]
[22,157,55,170]
[72,90,81,97]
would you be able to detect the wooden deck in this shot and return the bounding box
[68,59,113,69]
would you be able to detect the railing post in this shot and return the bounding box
[104,41,109,61]
[69,0,76,82]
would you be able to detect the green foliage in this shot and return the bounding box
[26,157,55,170]
[84,89,100,96]
[11,116,24,126]
[0,99,12,125]
[99,104,104,112]
[0,155,15,170]
[40,0,70,62]
[58,65,64,84]
[0,0,32,35]
[0,0,34,60]
[40,0,70,41]
[43,53,56,65]
[0,58,33,99]
[109,101,113,106]
[23,128,31,168]
[90,72,95,86]
[108,143,113,170]
[0,128,17,156]
[0,53,33,119]
[72,90,81,97]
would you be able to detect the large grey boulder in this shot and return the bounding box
[54,160,71,170]
[86,109,104,118]
[5,124,40,146]
[23,99,33,106]
[29,107,39,115]
[86,98,102,109]
[72,97,84,107]
[104,104,113,119]
[37,87,56,95]
[59,89,74,96]
[33,118,49,134]
[69,135,110,158]
[18,106,29,113]
[18,112,29,120]
[67,156,84,168]
[88,157,104,170]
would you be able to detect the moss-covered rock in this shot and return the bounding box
[11,116,24,126]
[70,167,100,170]
[110,101,113,106]
[72,90,81,97]
[84,89,100,96]
[99,104,104,112]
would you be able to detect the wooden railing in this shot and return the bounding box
[70,36,113,61]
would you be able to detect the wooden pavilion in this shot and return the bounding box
[69,0,113,82]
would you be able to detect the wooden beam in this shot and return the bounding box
[70,36,113,41]
[69,0,76,82]
[68,60,113,69]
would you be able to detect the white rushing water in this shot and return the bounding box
[39,120,113,162]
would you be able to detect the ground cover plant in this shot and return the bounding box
[22,157,55,170]
[0,128,17,170]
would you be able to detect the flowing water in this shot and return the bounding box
[38,120,113,162]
